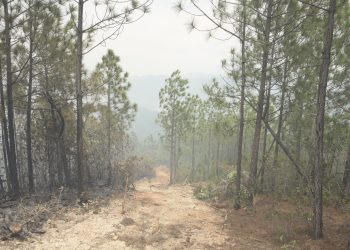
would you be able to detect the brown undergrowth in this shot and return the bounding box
[211,193,350,249]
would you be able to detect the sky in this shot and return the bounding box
[84,0,238,77]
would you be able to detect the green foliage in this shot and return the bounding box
[158,70,190,142]
[281,240,297,250]
[91,49,136,130]
[193,183,215,200]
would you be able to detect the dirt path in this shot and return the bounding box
[4,167,272,250]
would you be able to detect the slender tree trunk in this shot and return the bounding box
[295,97,304,184]
[296,98,304,164]
[1,126,10,192]
[58,138,71,187]
[191,128,196,181]
[17,137,23,190]
[342,145,350,197]
[169,111,175,184]
[174,132,178,182]
[235,0,246,210]
[26,5,35,193]
[216,138,220,178]
[260,79,272,191]
[260,125,268,191]
[170,137,174,184]
[3,0,20,197]
[208,126,212,178]
[107,78,112,185]
[51,114,63,186]
[260,23,278,192]
[55,107,70,187]
[271,60,287,191]
[313,0,336,239]
[247,0,273,205]
[46,127,54,191]
[0,62,11,193]
[75,0,84,194]
[0,175,4,193]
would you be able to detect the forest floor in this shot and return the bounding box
[1,166,273,250]
[1,166,349,249]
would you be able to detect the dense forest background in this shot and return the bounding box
[150,0,350,240]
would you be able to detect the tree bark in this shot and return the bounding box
[174,132,179,182]
[0,61,11,193]
[1,126,11,192]
[216,138,220,178]
[271,60,288,191]
[260,16,279,192]
[296,97,304,164]
[342,145,350,197]
[169,109,175,184]
[235,0,246,210]
[191,128,196,181]
[107,75,112,185]
[208,126,212,178]
[26,2,35,193]
[260,67,273,191]
[75,0,84,195]
[313,0,336,239]
[247,0,273,205]
[47,132,54,191]
[3,0,20,197]
[59,138,71,187]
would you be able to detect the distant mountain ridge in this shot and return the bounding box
[132,106,160,141]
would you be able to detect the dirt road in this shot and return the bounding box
[4,167,272,250]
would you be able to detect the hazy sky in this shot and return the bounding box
[85,0,237,76]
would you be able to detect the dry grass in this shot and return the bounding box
[225,195,350,249]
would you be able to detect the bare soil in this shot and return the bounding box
[1,167,273,250]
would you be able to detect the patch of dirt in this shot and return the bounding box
[1,166,272,249]
[120,217,135,226]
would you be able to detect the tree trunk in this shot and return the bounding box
[75,0,84,195]
[216,138,220,178]
[260,20,278,192]
[58,138,71,187]
[342,145,350,197]
[271,60,287,191]
[235,0,246,210]
[191,128,196,181]
[260,124,268,191]
[1,126,11,192]
[208,126,212,178]
[313,0,336,239]
[174,133,179,182]
[169,110,175,184]
[107,75,112,185]
[51,113,63,187]
[260,78,272,191]
[3,0,20,197]
[46,126,54,191]
[296,98,304,164]
[0,61,11,193]
[26,4,35,193]
[247,0,273,205]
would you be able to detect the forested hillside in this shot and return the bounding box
[0,0,349,249]
[156,0,350,244]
